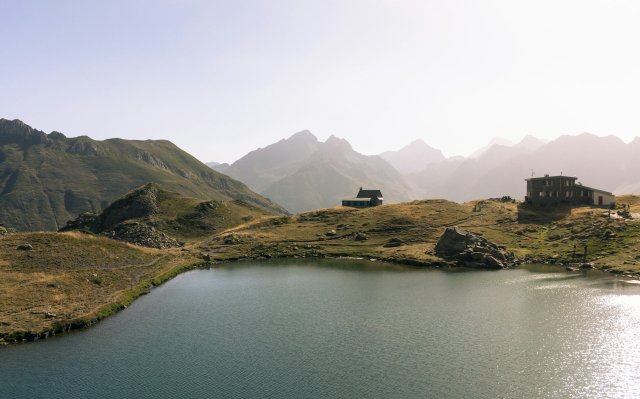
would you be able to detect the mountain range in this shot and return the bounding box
[212,131,640,209]
[2,117,638,230]
[212,131,414,213]
[0,119,285,231]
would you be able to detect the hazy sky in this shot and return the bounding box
[2,0,640,162]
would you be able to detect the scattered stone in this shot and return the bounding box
[354,232,369,241]
[0,226,7,236]
[565,266,578,271]
[44,312,57,319]
[325,230,337,237]
[103,222,181,249]
[223,234,240,245]
[383,237,405,248]
[17,243,33,251]
[579,262,595,269]
[201,253,212,261]
[434,226,517,269]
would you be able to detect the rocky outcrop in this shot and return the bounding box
[435,227,516,269]
[59,212,98,232]
[104,222,182,249]
[59,184,182,249]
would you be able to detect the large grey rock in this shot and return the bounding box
[435,227,516,269]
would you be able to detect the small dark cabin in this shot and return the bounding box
[525,174,615,207]
[342,188,383,208]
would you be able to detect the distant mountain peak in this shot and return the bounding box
[469,137,515,158]
[323,135,352,151]
[514,135,546,151]
[379,138,445,174]
[288,129,317,142]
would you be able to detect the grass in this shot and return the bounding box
[0,231,200,343]
[199,196,640,274]
[3,193,640,344]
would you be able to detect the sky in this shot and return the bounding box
[1,0,640,162]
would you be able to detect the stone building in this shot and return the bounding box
[525,175,615,207]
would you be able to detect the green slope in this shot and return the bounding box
[0,119,286,231]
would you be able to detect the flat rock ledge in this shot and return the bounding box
[435,226,517,269]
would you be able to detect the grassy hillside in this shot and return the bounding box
[61,183,274,246]
[0,231,201,342]
[0,119,286,231]
[201,195,640,274]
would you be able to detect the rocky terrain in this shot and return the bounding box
[434,227,517,269]
[60,183,273,248]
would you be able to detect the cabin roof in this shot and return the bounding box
[356,188,383,199]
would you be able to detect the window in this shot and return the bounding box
[539,191,544,197]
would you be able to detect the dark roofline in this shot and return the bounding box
[574,184,614,196]
[525,175,577,182]
[356,188,383,198]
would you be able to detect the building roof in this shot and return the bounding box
[342,198,372,202]
[574,184,614,196]
[525,175,577,182]
[356,188,383,199]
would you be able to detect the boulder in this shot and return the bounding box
[325,230,337,237]
[354,232,369,241]
[579,262,595,269]
[434,227,516,269]
[383,237,404,248]
[17,243,33,251]
[223,234,240,245]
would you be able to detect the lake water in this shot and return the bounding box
[2,260,640,398]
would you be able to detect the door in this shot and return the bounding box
[598,196,603,206]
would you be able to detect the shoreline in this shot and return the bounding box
[2,253,637,346]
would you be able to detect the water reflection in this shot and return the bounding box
[1,261,640,399]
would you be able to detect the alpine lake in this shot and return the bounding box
[2,259,640,398]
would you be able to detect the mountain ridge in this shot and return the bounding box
[0,119,286,231]
[218,130,414,213]
[215,130,640,207]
